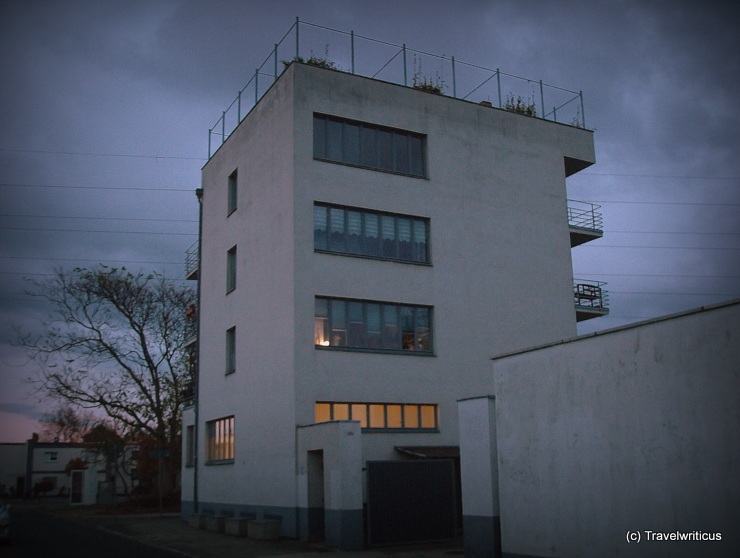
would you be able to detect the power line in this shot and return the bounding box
[0,256,182,265]
[580,172,739,180]
[0,214,197,223]
[0,148,205,161]
[0,226,196,236]
[0,182,194,192]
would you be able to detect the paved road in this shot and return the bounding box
[3,505,183,558]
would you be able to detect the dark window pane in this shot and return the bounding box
[412,219,427,262]
[363,213,380,256]
[381,215,397,259]
[329,208,345,252]
[382,304,399,350]
[416,307,431,352]
[366,303,381,348]
[330,299,346,346]
[361,126,376,167]
[313,116,326,159]
[394,133,410,174]
[347,211,362,254]
[326,119,343,161]
[343,122,360,165]
[348,301,365,347]
[377,129,393,170]
[397,218,412,260]
[314,205,327,251]
[400,306,415,350]
[409,135,424,176]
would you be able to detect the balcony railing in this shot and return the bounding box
[568,200,603,247]
[207,18,588,159]
[185,240,198,280]
[574,279,609,322]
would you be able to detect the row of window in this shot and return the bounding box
[315,402,438,430]
[313,113,427,177]
[315,297,432,353]
[314,203,429,263]
[223,116,426,216]
[197,402,437,466]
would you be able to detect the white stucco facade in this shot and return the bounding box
[184,62,597,546]
[459,300,740,557]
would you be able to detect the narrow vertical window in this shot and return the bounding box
[225,326,236,375]
[226,246,237,293]
[185,425,195,467]
[313,205,328,251]
[227,169,238,214]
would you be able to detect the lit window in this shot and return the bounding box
[313,114,426,178]
[227,169,238,214]
[206,416,234,463]
[315,402,438,431]
[315,297,433,354]
[226,246,237,293]
[225,327,236,375]
[314,203,429,264]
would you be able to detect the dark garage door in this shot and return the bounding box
[366,459,457,546]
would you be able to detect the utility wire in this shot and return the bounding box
[0,148,205,161]
[0,182,193,192]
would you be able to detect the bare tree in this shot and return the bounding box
[17,266,196,491]
[39,404,96,442]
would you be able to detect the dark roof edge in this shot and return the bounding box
[491,298,740,361]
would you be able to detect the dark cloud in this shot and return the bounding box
[1,0,738,437]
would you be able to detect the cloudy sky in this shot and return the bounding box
[1,0,738,442]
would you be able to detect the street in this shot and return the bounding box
[2,504,182,558]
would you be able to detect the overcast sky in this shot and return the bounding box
[1,0,738,442]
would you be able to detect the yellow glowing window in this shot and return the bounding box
[314,402,438,431]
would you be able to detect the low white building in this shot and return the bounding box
[459,299,740,557]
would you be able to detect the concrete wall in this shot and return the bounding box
[460,300,740,557]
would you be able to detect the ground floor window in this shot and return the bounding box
[206,416,234,464]
[315,401,438,431]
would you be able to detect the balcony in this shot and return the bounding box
[185,240,199,280]
[574,279,609,322]
[568,200,603,247]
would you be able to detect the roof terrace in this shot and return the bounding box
[207,18,589,159]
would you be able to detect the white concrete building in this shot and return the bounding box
[459,299,740,557]
[182,60,603,548]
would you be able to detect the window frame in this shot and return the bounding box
[313,113,427,178]
[225,326,236,375]
[315,296,434,355]
[314,202,431,265]
[227,168,238,215]
[205,416,235,465]
[315,401,439,432]
[226,245,237,294]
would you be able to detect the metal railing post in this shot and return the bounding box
[208,129,212,159]
[580,91,586,129]
[403,44,407,86]
[553,107,557,123]
[539,80,545,119]
[221,112,225,145]
[351,30,355,74]
[496,69,502,108]
[255,69,259,105]
[451,56,456,98]
[274,44,278,79]
[295,17,300,59]
[237,90,241,123]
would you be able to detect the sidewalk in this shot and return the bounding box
[37,503,464,558]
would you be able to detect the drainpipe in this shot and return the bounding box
[193,187,204,514]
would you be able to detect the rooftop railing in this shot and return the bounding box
[208,18,588,159]
[185,240,198,280]
[573,279,609,311]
